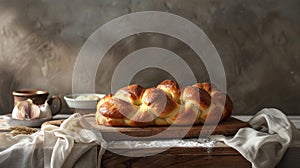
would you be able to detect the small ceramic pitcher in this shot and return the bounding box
[12,90,62,117]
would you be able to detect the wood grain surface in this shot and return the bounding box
[101,147,251,168]
[85,116,249,140]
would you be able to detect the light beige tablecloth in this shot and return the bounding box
[213,108,300,168]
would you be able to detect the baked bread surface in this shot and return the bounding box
[96,80,233,126]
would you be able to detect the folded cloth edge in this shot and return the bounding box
[212,108,297,168]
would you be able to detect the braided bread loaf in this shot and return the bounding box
[96,80,233,126]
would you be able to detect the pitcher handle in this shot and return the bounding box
[47,96,62,116]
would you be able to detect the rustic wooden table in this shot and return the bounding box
[101,142,251,168]
[99,140,300,168]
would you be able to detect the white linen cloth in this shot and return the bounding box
[0,113,105,168]
[213,108,300,168]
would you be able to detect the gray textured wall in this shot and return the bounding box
[0,0,299,115]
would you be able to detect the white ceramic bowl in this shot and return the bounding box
[64,93,106,114]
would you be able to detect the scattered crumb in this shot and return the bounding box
[10,126,38,136]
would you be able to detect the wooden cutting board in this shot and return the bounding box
[85,115,249,141]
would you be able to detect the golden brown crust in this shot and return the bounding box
[125,108,155,126]
[193,83,233,123]
[181,86,211,111]
[210,90,233,121]
[96,80,233,126]
[142,88,179,118]
[157,80,181,103]
[96,112,124,126]
[97,94,113,108]
[170,106,199,125]
[192,82,212,93]
[98,98,137,119]
[114,84,145,105]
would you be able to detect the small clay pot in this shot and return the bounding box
[12,90,62,116]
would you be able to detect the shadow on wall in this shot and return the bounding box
[0,1,79,113]
[0,66,16,113]
[95,33,209,92]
